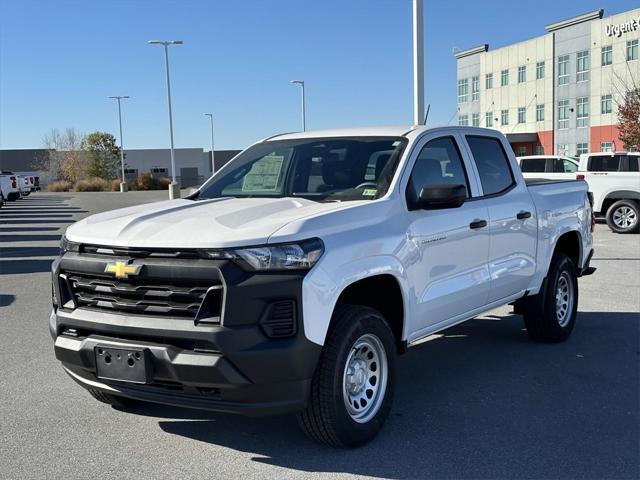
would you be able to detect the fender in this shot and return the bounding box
[302,255,411,346]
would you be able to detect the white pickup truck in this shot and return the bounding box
[0,171,21,202]
[578,152,640,233]
[50,126,594,447]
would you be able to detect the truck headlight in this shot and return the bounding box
[230,238,324,271]
[60,235,80,254]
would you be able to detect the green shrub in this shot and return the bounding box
[75,177,109,192]
[47,181,71,192]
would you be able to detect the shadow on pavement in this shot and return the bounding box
[0,234,62,242]
[0,246,61,257]
[0,220,73,225]
[0,227,62,233]
[0,259,54,275]
[141,312,639,480]
[0,294,15,307]
[0,213,75,218]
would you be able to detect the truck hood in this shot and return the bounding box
[65,197,366,248]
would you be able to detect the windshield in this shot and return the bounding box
[196,136,408,202]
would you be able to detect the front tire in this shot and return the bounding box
[297,305,396,448]
[606,200,639,234]
[523,253,578,342]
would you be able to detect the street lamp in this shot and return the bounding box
[290,80,306,131]
[203,113,215,175]
[148,39,183,199]
[108,95,130,192]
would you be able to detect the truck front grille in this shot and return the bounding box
[66,273,222,319]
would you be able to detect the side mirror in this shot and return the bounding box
[416,184,467,210]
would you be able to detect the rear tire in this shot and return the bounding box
[606,200,639,234]
[87,388,145,410]
[523,253,578,342]
[297,304,396,448]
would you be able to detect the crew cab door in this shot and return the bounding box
[403,133,490,339]
[463,134,537,302]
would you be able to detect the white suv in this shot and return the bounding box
[578,152,640,234]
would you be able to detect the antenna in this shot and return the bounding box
[423,104,431,125]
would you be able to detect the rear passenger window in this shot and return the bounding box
[466,136,515,196]
[625,156,638,172]
[520,159,545,173]
[588,156,620,171]
[406,137,469,206]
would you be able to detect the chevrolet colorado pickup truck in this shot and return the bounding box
[51,126,594,448]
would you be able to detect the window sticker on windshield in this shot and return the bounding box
[242,155,284,191]
[392,141,401,147]
[362,188,378,197]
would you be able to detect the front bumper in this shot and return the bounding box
[50,252,322,416]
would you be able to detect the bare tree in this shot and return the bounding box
[42,128,86,183]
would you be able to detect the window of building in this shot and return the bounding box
[601,94,613,114]
[407,137,470,205]
[485,73,493,89]
[501,69,509,86]
[576,97,589,128]
[558,100,569,129]
[501,109,509,125]
[535,145,545,155]
[124,168,138,175]
[457,78,469,103]
[558,55,569,85]
[472,76,479,101]
[150,167,168,174]
[458,115,469,126]
[536,104,545,122]
[517,107,526,123]
[576,143,589,156]
[557,144,568,155]
[472,113,480,127]
[466,136,515,196]
[536,61,545,79]
[576,51,589,82]
[601,45,613,66]
[600,142,613,152]
[485,112,493,127]
[517,146,527,156]
[518,65,526,83]
[627,39,638,61]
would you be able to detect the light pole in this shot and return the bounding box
[290,80,306,131]
[203,113,215,175]
[108,95,130,192]
[412,0,425,125]
[148,39,183,199]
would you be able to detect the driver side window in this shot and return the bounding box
[406,136,470,206]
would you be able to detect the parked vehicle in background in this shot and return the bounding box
[578,152,640,234]
[0,171,21,201]
[50,126,594,448]
[18,175,31,197]
[517,155,579,180]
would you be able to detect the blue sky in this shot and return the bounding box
[0,0,637,151]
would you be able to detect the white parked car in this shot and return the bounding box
[0,171,21,202]
[18,175,31,197]
[51,126,594,447]
[578,152,640,234]
[517,155,579,180]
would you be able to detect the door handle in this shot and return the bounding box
[516,211,532,220]
[469,219,487,229]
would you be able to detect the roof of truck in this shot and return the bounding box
[264,125,500,142]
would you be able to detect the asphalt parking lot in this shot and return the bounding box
[1,192,638,480]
